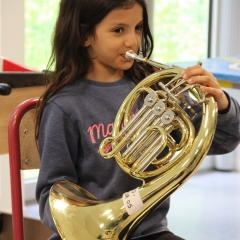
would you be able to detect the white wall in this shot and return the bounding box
[0,0,25,213]
[0,0,24,64]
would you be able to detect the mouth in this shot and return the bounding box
[121,54,128,60]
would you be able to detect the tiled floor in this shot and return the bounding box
[167,170,240,240]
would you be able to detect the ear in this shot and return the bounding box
[84,38,91,47]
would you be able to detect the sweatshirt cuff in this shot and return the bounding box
[217,91,236,125]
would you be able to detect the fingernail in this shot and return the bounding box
[183,74,187,79]
[188,78,193,83]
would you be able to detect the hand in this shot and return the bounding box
[181,64,229,111]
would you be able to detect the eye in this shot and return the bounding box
[113,27,124,33]
[135,24,143,32]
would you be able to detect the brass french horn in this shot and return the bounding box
[49,50,217,240]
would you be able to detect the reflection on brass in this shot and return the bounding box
[49,51,217,239]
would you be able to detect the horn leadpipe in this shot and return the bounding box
[125,50,173,70]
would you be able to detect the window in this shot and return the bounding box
[25,0,60,71]
[152,0,210,63]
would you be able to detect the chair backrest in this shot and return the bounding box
[8,98,40,240]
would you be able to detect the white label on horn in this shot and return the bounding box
[122,188,144,215]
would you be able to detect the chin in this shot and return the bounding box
[121,62,134,70]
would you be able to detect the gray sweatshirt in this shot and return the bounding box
[36,76,240,240]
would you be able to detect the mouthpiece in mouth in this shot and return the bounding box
[125,50,143,61]
[125,50,173,70]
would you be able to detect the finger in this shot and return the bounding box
[184,64,201,71]
[182,64,201,73]
[200,85,218,94]
[200,85,222,100]
[187,75,220,89]
[182,68,202,80]
[200,86,229,110]
[182,66,213,80]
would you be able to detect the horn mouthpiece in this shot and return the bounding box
[125,50,143,61]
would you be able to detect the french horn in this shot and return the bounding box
[49,50,218,239]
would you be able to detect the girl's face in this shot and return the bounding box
[85,3,143,82]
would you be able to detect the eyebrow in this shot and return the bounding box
[110,20,143,27]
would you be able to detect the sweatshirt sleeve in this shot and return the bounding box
[208,92,240,155]
[36,100,79,233]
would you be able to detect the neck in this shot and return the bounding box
[85,72,124,82]
[85,66,124,82]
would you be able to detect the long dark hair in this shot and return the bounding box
[35,0,154,139]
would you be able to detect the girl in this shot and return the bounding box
[35,0,240,239]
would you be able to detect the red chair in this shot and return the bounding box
[8,98,40,240]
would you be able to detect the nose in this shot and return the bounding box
[124,31,140,49]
